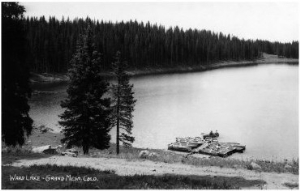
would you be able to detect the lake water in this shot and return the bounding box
[29,64,299,161]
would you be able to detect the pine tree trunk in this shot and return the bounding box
[116,102,120,154]
[83,144,89,155]
[116,80,120,155]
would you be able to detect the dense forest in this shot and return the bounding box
[24,17,299,73]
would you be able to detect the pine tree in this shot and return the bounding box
[2,2,33,146]
[59,25,111,154]
[111,52,136,154]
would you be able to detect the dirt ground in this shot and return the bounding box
[9,155,298,190]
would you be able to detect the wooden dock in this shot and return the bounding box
[168,136,246,158]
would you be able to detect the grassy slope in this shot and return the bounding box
[4,132,298,175]
[2,164,265,189]
[89,144,299,175]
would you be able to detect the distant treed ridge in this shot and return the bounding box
[24,17,299,73]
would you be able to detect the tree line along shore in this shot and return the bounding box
[30,53,298,83]
[25,16,298,73]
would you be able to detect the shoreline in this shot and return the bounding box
[18,129,299,171]
[30,53,298,83]
[2,126,298,189]
[26,127,298,163]
[2,139,299,190]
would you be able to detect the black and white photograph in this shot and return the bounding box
[1,0,299,189]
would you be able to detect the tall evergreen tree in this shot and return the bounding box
[2,2,33,146]
[111,52,136,154]
[59,25,111,154]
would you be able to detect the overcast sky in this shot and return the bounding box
[21,1,299,43]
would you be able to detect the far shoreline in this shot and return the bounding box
[30,53,298,83]
[127,59,298,78]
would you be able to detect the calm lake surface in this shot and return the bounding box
[29,64,298,161]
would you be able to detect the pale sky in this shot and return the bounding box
[21,1,299,43]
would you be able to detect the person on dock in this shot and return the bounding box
[215,130,219,137]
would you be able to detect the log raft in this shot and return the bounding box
[168,134,246,158]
